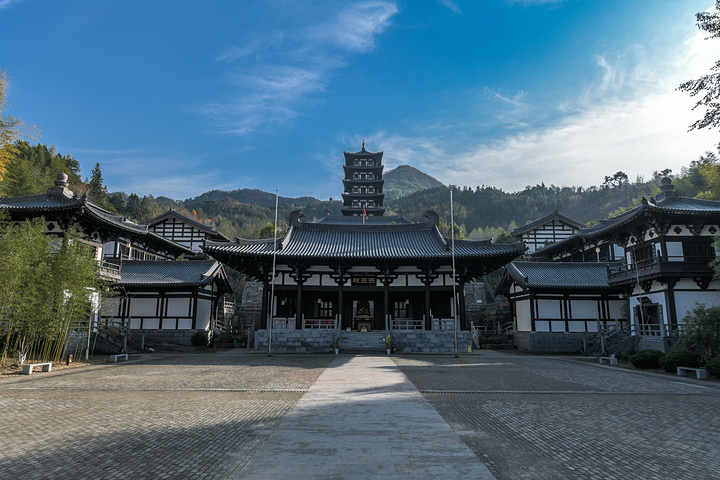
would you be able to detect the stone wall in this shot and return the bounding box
[254,329,473,353]
[514,331,584,353]
[391,330,473,353]
[255,329,336,352]
[140,329,199,346]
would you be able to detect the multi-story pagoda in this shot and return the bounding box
[341,141,385,216]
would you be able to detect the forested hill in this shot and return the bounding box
[383,165,444,201]
[388,182,659,238]
[3,141,718,242]
[184,188,319,208]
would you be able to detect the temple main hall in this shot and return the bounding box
[203,144,525,352]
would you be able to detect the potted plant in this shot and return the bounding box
[384,335,392,354]
[334,336,341,354]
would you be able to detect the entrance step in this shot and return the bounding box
[338,332,386,353]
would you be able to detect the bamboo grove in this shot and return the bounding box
[0,212,108,365]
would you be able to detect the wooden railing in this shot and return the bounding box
[303,318,336,329]
[271,317,294,329]
[607,255,714,284]
[97,260,121,280]
[432,318,455,330]
[391,319,423,330]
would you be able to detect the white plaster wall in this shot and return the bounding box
[143,319,160,329]
[177,318,192,329]
[535,320,550,332]
[129,298,156,315]
[162,320,177,330]
[551,320,565,332]
[666,241,683,261]
[304,275,321,286]
[675,290,720,324]
[516,299,531,331]
[608,300,626,319]
[167,298,190,316]
[196,298,211,330]
[568,321,586,332]
[572,300,598,319]
[537,299,561,318]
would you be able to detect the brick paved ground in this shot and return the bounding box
[0,352,332,480]
[394,351,720,480]
[2,350,719,479]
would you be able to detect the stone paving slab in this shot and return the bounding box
[237,355,496,479]
[395,351,720,480]
[2,349,719,479]
[0,351,332,480]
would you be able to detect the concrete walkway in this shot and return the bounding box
[237,355,495,479]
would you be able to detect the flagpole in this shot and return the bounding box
[268,189,279,356]
[451,187,459,358]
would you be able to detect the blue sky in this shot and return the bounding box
[1,0,719,200]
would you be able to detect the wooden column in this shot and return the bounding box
[330,265,350,330]
[289,264,311,329]
[417,266,439,331]
[378,266,398,331]
[260,279,269,329]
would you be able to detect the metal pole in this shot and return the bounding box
[451,187,458,358]
[268,189,279,356]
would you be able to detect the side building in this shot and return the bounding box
[498,177,720,353]
[0,174,231,348]
[512,210,586,256]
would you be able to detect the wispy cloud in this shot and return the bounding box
[507,0,567,5]
[202,1,399,136]
[437,0,461,14]
[0,0,25,9]
[364,23,719,194]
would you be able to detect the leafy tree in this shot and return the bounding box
[124,193,147,221]
[0,71,37,186]
[679,1,720,131]
[88,163,108,205]
[1,142,82,197]
[0,215,102,364]
[602,171,629,189]
[676,303,720,361]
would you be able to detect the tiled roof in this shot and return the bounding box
[144,209,230,240]
[512,210,586,236]
[0,186,193,256]
[204,212,525,263]
[502,261,617,291]
[533,180,720,257]
[117,260,230,291]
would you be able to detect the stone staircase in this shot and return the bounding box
[582,325,638,357]
[337,331,387,354]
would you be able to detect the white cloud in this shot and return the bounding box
[203,1,399,136]
[437,0,461,14]
[313,1,398,52]
[367,22,720,193]
[0,0,24,9]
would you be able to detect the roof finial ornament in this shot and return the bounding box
[362,137,365,151]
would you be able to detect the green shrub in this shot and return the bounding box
[658,351,703,372]
[191,331,209,347]
[629,349,665,369]
[705,357,720,379]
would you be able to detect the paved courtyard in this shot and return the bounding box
[0,349,718,479]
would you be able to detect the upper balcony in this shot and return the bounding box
[98,259,122,281]
[607,255,714,286]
